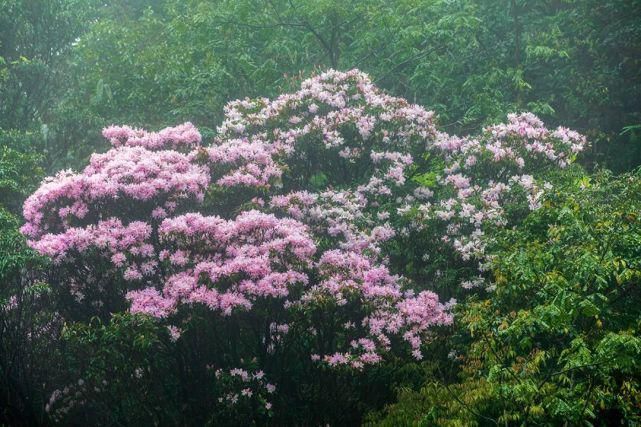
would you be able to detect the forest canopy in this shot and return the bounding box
[1,1,640,425]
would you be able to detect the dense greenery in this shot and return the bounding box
[370,169,641,425]
[50,0,641,170]
[0,137,52,424]
[1,0,640,425]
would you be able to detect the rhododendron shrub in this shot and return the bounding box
[20,123,209,316]
[214,70,587,293]
[218,70,439,257]
[22,69,586,423]
[391,112,588,292]
[217,69,437,193]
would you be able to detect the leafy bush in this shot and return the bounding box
[50,314,181,425]
[370,169,641,425]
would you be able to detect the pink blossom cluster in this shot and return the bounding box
[122,208,453,363]
[27,218,151,262]
[216,69,435,200]
[203,138,282,188]
[24,179,451,365]
[315,289,454,366]
[212,70,437,288]
[21,145,210,241]
[224,76,587,296]
[219,70,435,146]
[486,113,586,167]
[302,249,454,365]
[102,122,201,150]
[210,71,445,285]
[403,112,588,269]
[270,190,393,256]
[126,210,316,317]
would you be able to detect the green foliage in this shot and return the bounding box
[0,208,44,280]
[371,169,641,425]
[0,0,93,131]
[0,206,54,426]
[0,13,55,416]
[0,144,43,213]
[51,0,641,170]
[0,139,50,424]
[54,314,182,425]
[1,0,641,424]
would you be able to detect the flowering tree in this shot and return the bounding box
[22,69,586,422]
[215,70,586,291]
